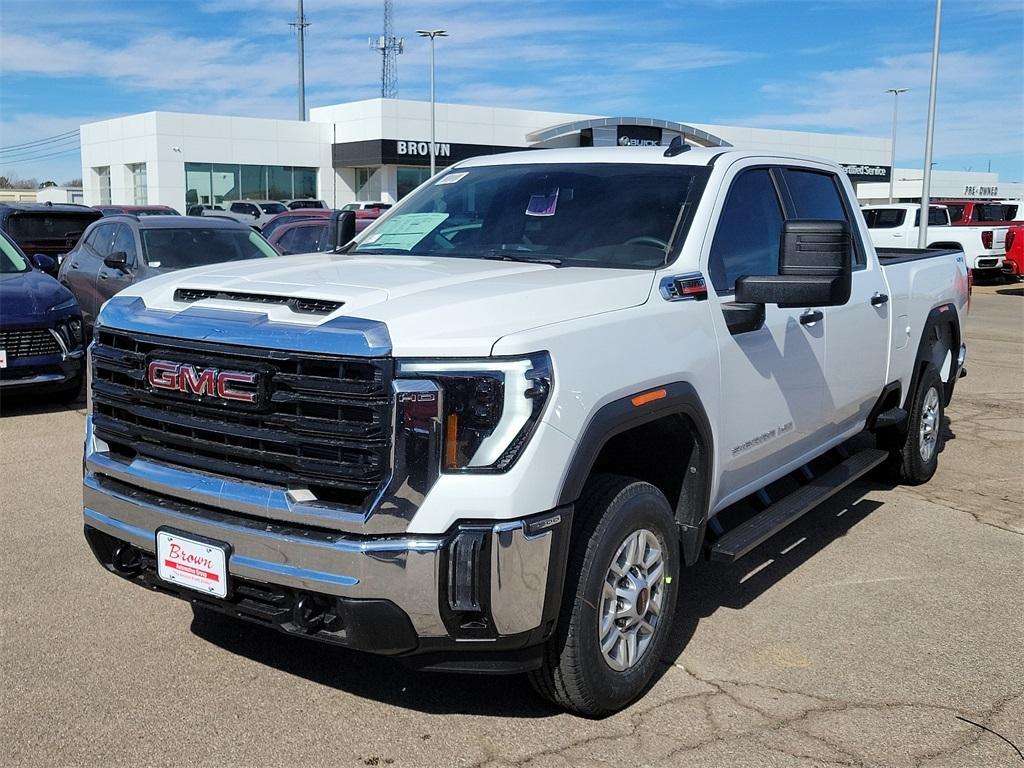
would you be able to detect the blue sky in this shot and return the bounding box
[1,0,1021,184]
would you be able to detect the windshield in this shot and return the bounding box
[137,209,179,216]
[353,163,707,268]
[140,228,277,269]
[0,232,31,273]
[260,203,287,215]
[7,212,98,243]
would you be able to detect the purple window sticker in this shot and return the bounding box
[526,189,559,217]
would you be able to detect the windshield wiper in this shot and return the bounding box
[478,250,563,266]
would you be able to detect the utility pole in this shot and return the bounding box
[290,0,310,120]
[885,88,908,203]
[918,0,942,248]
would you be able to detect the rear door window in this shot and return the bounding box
[862,208,906,229]
[913,208,949,226]
[783,168,865,267]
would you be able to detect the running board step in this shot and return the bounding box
[710,448,889,563]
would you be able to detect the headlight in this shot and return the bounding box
[396,353,552,472]
[49,297,79,313]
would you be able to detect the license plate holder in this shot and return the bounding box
[156,528,230,599]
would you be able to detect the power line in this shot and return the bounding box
[0,146,82,164]
[0,136,81,160]
[0,129,79,151]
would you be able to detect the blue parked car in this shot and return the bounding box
[0,230,85,401]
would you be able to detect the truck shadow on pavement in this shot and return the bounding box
[190,477,892,719]
[0,389,85,417]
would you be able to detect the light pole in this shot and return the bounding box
[885,88,908,203]
[416,29,447,177]
[918,0,942,248]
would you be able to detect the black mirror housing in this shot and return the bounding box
[31,253,57,272]
[735,220,852,308]
[334,210,356,248]
[104,251,129,269]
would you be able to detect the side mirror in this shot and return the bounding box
[736,220,852,308]
[334,210,356,248]
[104,251,129,269]
[31,253,57,272]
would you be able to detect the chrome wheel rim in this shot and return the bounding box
[599,528,666,672]
[919,387,940,462]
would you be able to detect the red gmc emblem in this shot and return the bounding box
[147,360,259,403]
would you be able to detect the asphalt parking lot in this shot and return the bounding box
[2,284,1021,768]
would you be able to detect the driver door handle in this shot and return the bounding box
[871,292,889,307]
[800,309,823,326]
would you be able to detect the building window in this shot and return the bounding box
[184,163,318,209]
[397,166,431,199]
[95,166,111,205]
[128,163,147,204]
[354,167,382,202]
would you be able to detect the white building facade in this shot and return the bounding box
[79,99,1018,212]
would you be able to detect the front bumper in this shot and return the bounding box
[0,351,82,390]
[83,421,571,663]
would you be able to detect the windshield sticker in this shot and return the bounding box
[526,189,559,217]
[436,172,468,186]
[359,212,449,250]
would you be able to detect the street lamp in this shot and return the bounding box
[885,88,909,203]
[416,29,448,177]
[918,0,942,248]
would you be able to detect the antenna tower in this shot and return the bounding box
[369,0,403,98]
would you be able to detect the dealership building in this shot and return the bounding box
[79,98,1021,211]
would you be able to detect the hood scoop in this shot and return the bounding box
[174,288,343,316]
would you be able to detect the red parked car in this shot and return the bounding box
[943,200,1020,226]
[265,210,356,255]
[1002,225,1023,280]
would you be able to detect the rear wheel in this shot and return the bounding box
[882,364,944,484]
[529,475,680,716]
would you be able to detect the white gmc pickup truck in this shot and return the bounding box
[83,145,969,715]
[861,203,1008,276]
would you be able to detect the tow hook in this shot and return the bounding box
[293,593,327,632]
[111,543,142,576]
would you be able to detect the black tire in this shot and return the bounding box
[528,474,680,716]
[883,364,944,484]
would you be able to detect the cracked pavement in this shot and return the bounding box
[2,285,1021,767]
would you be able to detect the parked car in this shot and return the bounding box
[59,215,278,330]
[260,208,335,241]
[1002,225,1023,280]
[285,199,327,210]
[202,200,288,230]
[82,146,970,716]
[0,202,102,276]
[0,229,84,400]
[342,201,393,226]
[861,203,1009,276]
[186,204,224,217]
[95,205,181,217]
[267,211,356,254]
[942,200,1022,225]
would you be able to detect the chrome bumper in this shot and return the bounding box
[83,423,562,641]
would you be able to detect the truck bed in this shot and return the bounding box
[876,247,961,265]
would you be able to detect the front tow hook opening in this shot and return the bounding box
[293,593,328,632]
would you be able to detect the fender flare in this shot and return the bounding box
[907,302,961,408]
[556,382,714,565]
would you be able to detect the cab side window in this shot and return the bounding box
[708,169,784,293]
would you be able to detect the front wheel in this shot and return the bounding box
[529,475,680,716]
